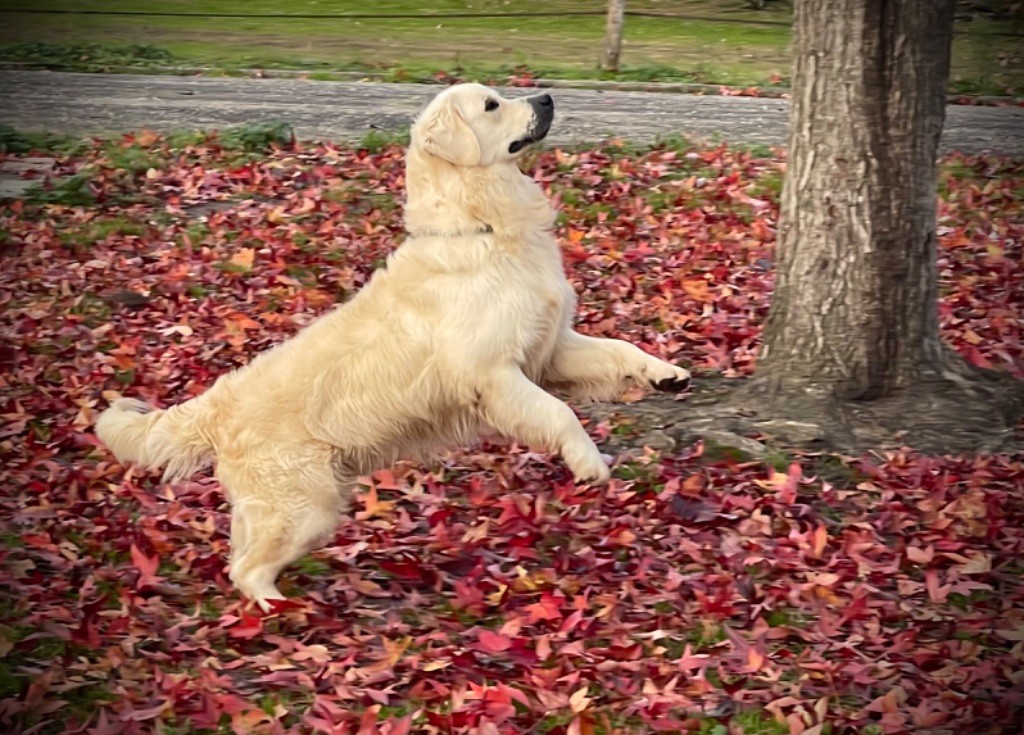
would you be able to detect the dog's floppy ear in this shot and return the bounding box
[416,100,481,167]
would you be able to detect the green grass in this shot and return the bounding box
[67,215,145,242]
[181,222,212,247]
[612,460,660,483]
[765,606,808,628]
[0,2,792,85]
[0,41,175,70]
[724,711,790,735]
[947,589,994,611]
[0,123,91,154]
[68,292,113,329]
[761,448,791,473]
[290,556,334,577]
[219,121,295,151]
[102,144,164,174]
[700,439,765,465]
[939,159,982,198]
[0,661,21,699]
[24,170,98,206]
[358,129,411,152]
[748,168,784,199]
[533,710,789,735]
[0,2,1018,93]
[686,619,727,650]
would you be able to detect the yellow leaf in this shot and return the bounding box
[486,583,508,606]
[229,248,255,272]
[747,647,766,672]
[381,635,412,666]
[813,586,841,606]
[680,278,711,302]
[422,659,451,671]
[512,566,554,592]
[461,519,490,543]
[681,474,705,495]
[810,524,828,559]
[358,486,395,519]
[569,686,591,713]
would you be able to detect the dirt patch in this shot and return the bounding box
[584,368,1024,461]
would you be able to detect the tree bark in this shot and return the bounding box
[757,0,956,401]
[600,0,627,73]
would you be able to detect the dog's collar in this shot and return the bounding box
[405,224,494,239]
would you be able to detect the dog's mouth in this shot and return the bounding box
[509,93,554,155]
[508,132,544,155]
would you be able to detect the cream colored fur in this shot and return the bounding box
[95,83,691,610]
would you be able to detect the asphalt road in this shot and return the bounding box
[1,70,1022,155]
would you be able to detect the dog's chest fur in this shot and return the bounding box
[495,232,576,381]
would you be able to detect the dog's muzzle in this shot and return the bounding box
[509,93,554,154]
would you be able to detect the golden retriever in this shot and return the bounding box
[96,83,691,610]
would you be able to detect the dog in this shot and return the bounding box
[96,83,691,610]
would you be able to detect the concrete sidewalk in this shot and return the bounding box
[1,70,1022,155]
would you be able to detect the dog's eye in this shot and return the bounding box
[484,99,500,112]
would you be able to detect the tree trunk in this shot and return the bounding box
[757,0,955,401]
[600,0,627,73]
[582,0,1022,455]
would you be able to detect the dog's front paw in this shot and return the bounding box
[650,365,691,393]
[564,444,612,486]
[577,463,612,486]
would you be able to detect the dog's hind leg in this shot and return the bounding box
[219,452,350,611]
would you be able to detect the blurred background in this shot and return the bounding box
[0,1,1021,96]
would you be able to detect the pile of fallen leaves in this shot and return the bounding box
[0,132,1021,734]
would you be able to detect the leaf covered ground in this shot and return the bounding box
[1,131,1022,735]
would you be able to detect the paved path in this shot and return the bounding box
[1,70,1022,155]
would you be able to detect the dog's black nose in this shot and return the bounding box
[535,93,553,107]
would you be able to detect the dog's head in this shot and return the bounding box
[410,83,554,168]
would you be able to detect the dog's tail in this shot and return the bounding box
[95,396,216,481]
